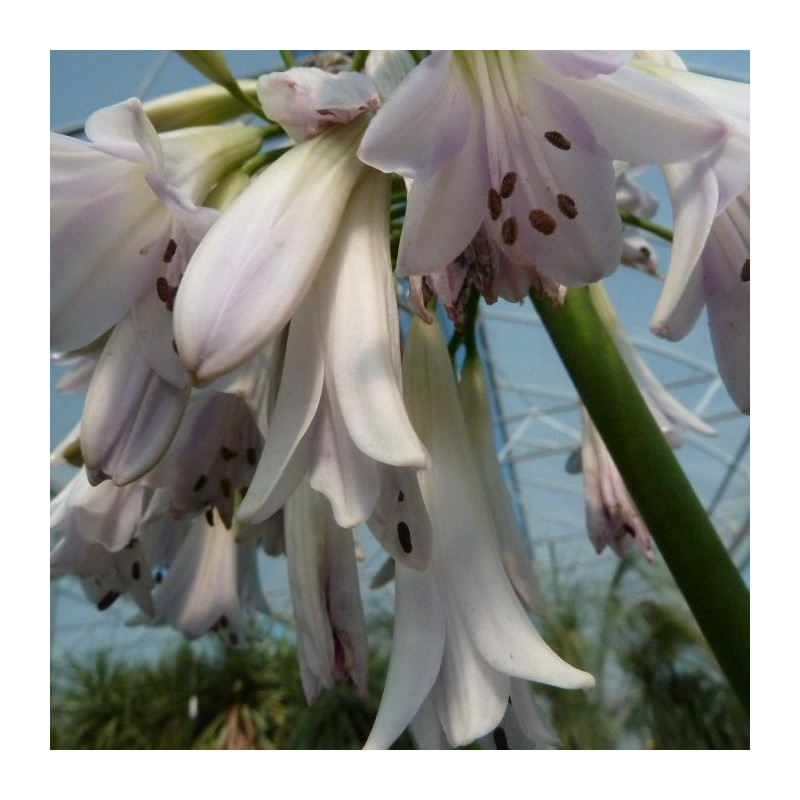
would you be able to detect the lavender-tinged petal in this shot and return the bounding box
[358,50,472,181]
[363,564,446,750]
[84,97,163,167]
[650,161,719,340]
[364,50,417,101]
[536,50,633,79]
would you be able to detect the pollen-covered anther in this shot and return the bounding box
[556,193,578,219]
[397,521,413,553]
[500,171,517,199]
[544,130,572,150]
[205,508,215,526]
[741,259,750,282]
[155,277,178,311]
[501,216,519,246]
[488,188,503,221]
[162,238,178,264]
[220,446,238,461]
[193,474,207,493]
[529,209,557,235]
[397,490,405,503]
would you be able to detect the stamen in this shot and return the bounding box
[544,130,572,150]
[397,490,405,503]
[741,259,750,282]
[622,523,636,537]
[131,561,141,581]
[488,188,503,221]
[193,474,207,493]
[220,446,238,461]
[500,171,517,199]
[529,209,557,235]
[205,508,215,526]
[556,193,578,219]
[171,339,178,354]
[397,521,413,553]
[162,238,178,264]
[493,727,510,749]
[97,590,120,611]
[502,217,519,245]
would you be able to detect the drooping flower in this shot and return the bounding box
[365,315,593,749]
[359,50,727,290]
[284,478,369,703]
[634,52,750,412]
[51,98,263,352]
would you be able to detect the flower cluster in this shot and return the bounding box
[50,50,749,749]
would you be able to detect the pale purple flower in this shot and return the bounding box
[51,98,262,352]
[359,50,727,289]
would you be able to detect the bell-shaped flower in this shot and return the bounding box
[284,478,369,703]
[143,391,264,530]
[634,52,749,412]
[129,510,269,644]
[234,168,428,531]
[364,315,593,749]
[51,97,263,352]
[359,50,727,289]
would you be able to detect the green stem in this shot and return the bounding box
[351,50,370,72]
[529,286,749,711]
[619,211,674,243]
[279,50,295,68]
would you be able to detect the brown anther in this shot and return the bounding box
[97,590,120,611]
[397,521,413,554]
[171,339,178,354]
[500,171,517,199]
[501,216,519,245]
[397,490,405,503]
[131,561,141,581]
[529,209,557,235]
[741,259,750,282]
[544,130,572,150]
[193,474,207,493]
[220,478,232,498]
[246,447,257,466]
[156,277,172,303]
[205,508,215,526]
[488,188,503,220]
[556,193,578,219]
[220,446,238,461]
[162,238,177,264]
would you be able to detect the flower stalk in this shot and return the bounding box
[529,286,749,711]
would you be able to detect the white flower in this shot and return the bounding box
[51,98,262,352]
[284,478,368,703]
[359,50,727,289]
[365,315,593,749]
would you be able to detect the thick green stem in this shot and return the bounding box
[529,287,749,711]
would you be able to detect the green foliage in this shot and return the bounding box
[50,635,414,750]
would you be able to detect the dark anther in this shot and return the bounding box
[219,615,229,629]
[193,474,207,493]
[205,508,215,526]
[171,339,178,354]
[131,561,141,581]
[156,277,178,311]
[220,446,238,461]
[397,490,405,503]
[622,523,636,537]
[246,447,257,466]
[501,217,519,246]
[544,130,572,150]
[556,193,578,219]
[220,478,232,498]
[97,590,120,611]
[488,188,503,221]
[493,727,510,749]
[529,209,557,235]
[500,171,518,199]
[162,238,178,264]
[741,259,750,282]
[397,521,413,554]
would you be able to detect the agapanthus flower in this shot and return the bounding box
[359,50,727,290]
[175,62,428,531]
[365,315,593,749]
[51,98,263,352]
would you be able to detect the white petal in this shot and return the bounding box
[359,50,473,181]
[81,314,189,485]
[650,160,719,340]
[364,50,417,101]
[317,170,428,468]
[363,564,446,749]
[536,50,633,79]
[174,121,367,383]
[84,97,162,167]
